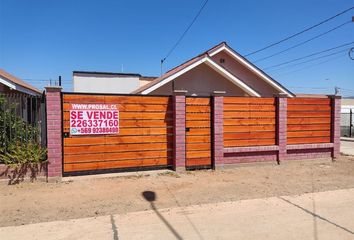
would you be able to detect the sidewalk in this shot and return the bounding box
[341,140,354,155]
[1,188,354,240]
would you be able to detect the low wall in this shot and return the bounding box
[0,163,47,184]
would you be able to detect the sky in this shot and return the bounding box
[0,0,353,96]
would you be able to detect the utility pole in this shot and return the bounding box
[334,86,340,95]
[160,58,165,77]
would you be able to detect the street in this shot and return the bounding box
[1,188,354,240]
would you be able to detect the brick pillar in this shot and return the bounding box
[45,86,63,180]
[173,91,187,171]
[276,94,287,163]
[212,94,224,170]
[330,95,341,159]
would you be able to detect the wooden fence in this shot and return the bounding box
[287,98,331,144]
[62,94,173,173]
[185,97,212,168]
[48,91,339,177]
[223,97,277,147]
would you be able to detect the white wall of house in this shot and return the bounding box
[73,73,140,94]
[342,99,354,113]
[210,51,282,97]
[150,63,249,96]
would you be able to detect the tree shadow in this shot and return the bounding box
[0,163,47,185]
[142,191,183,240]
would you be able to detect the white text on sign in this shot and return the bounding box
[69,104,119,135]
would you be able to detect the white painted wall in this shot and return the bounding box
[150,63,248,96]
[341,99,354,113]
[73,73,140,94]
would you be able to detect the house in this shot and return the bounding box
[73,71,157,94]
[73,42,294,97]
[341,98,354,137]
[133,42,294,97]
[0,69,42,124]
[0,69,41,96]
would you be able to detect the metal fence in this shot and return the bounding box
[0,93,46,157]
[341,109,353,137]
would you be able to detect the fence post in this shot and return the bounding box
[276,94,287,163]
[330,95,341,160]
[212,92,224,170]
[45,86,63,180]
[173,90,187,171]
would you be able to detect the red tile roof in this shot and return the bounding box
[0,69,41,94]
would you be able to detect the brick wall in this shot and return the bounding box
[331,96,341,158]
[173,94,186,170]
[213,95,224,169]
[45,86,63,179]
[277,96,287,162]
[0,163,47,182]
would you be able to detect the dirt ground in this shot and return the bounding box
[1,155,354,227]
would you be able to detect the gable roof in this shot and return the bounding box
[132,53,261,96]
[132,42,294,97]
[207,42,294,97]
[0,69,41,95]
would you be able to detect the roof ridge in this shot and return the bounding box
[165,41,226,75]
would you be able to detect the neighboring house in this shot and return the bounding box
[0,69,41,96]
[73,71,157,94]
[341,98,354,137]
[0,69,42,124]
[342,98,354,112]
[73,42,294,97]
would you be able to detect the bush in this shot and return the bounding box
[0,95,47,182]
[1,141,47,167]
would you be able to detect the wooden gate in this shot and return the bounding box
[62,93,173,175]
[185,97,212,169]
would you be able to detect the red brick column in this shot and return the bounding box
[330,95,341,159]
[276,95,287,163]
[212,95,224,169]
[173,91,186,171]
[45,86,63,179]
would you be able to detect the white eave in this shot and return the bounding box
[0,76,40,96]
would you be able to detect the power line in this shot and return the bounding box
[266,48,349,72]
[340,88,354,93]
[245,6,354,56]
[161,0,209,65]
[268,49,347,71]
[271,54,347,77]
[263,41,354,70]
[253,20,351,63]
[22,78,71,82]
